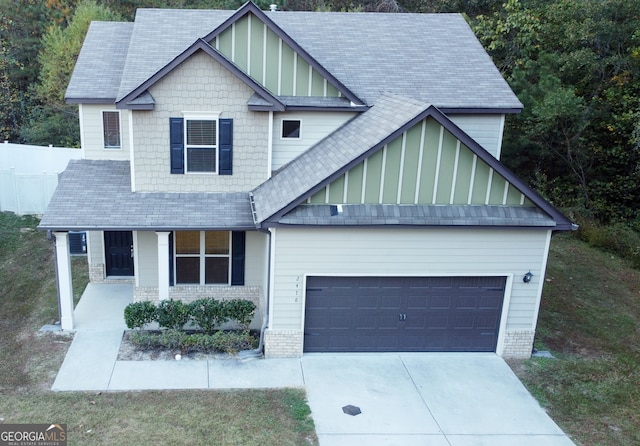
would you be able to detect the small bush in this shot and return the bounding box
[189,299,228,334]
[225,299,256,330]
[155,299,191,330]
[182,333,217,352]
[575,217,640,269]
[159,329,186,349]
[129,330,162,349]
[212,330,258,354]
[124,301,156,330]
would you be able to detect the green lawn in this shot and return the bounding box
[0,212,317,446]
[509,233,640,446]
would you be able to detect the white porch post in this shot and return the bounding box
[53,231,74,330]
[156,232,170,301]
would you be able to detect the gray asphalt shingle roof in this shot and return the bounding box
[66,5,522,110]
[66,22,134,102]
[39,160,254,231]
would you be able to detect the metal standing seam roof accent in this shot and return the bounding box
[275,204,557,228]
[38,160,255,231]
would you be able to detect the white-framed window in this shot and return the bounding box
[102,111,121,148]
[174,231,230,285]
[281,119,301,139]
[184,113,220,173]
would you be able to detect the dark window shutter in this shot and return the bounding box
[219,118,233,175]
[169,232,175,286]
[170,118,184,174]
[231,231,245,286]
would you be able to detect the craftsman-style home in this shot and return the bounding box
[40,2,574,358]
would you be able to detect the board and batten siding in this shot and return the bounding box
[80,104,130,161]
[212,13,341,98]
[448,114,505,160]
[132,51,270,193]
[271,111,357,170]
[270,227,551,332]
[308,116,530,207]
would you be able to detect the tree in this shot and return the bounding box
[21,0,121,146]
[474,0,640,223]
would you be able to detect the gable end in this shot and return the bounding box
[203,2,365,106]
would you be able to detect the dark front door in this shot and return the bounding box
[104,231,134,276]
[304,276,505,353]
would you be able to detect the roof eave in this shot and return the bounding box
[65,97,116,104]
[439,107,523,114]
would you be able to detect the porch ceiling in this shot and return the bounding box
[38,160,255,232]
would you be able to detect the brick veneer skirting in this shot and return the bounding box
[502,330,535,358]
[133,285,261,306]
[89,263,134,284]
[264,329,303,358]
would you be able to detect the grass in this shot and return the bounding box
[0,212,317,445]
[509,233,640,446]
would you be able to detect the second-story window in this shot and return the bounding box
[282,119,301,139]
[185,118,217,173]
[102,111,121,148]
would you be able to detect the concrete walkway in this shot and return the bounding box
[53,284,576,446]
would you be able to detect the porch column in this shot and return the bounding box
[53,231,74,330]
[156,232,170,301]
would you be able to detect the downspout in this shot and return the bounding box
[238,193,271,359]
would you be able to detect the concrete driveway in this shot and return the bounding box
[301,353,575,446]
[55,284,575,445]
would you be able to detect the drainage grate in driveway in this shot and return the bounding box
[342,405,362,416]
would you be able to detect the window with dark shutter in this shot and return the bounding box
[231,231,245,285]
[219,118,233,175]
[170,118,184,174]
[170,116,233,175]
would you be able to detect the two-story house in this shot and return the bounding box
[40,1,574,358]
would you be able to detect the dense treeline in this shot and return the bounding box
[1,0,639,224]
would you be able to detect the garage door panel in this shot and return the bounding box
[304,276,505,353]
[430,295,452,309]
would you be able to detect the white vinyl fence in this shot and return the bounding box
[0,142,82,215]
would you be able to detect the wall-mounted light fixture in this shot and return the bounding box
[523,271,533,283]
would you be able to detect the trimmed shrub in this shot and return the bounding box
[225,299,256,330]
[212,330,258,354]
[124,301,156,330]
[189,298,228,335]
[129,330,162,349]
[155,299,191,330]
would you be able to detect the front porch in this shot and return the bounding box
[53,283,302,391]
